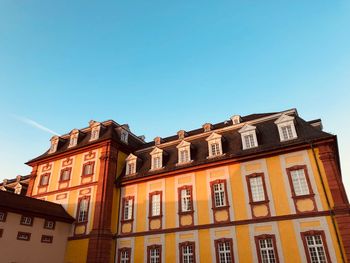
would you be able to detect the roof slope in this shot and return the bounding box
[0,191,74,223]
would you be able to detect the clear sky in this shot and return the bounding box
[0,1,349,192]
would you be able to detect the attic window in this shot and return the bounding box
[177,140,191,164]
[68,130,79,148]
[231,115,241,125]
[150,147,163,170]
[121,130,128,144]
[49,136,59,154]
[206,133,223,158]
[238,124,258,150]
[275,114,297,142]
[89,121,101,141]
[125,154,137,176]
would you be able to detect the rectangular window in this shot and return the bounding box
[153,156,161,169]
[215,239,233,263]
[211,142,221,156]
[121,131,129,143]
[212,182,226,207]
[44,220,55,230]
[82,162,94,177]
[41,235,53,243]
[0,228,3,238]
[77,196,90,223]
[150,192,162,217]
[255,235,279,263]
[247,174,268,203]
[20,215,34,226]
[127,162,135,175]
[123,197,134,221]
[301,231,330,263]
[244,134,255,149]
[118,248,131,263]
[291,169,310,196]
[60,168,71,181]
[0,211,7,222]
[281,125,293,140]
[179,242,195,263]
[179,149,189,163]
[180,187,193,213]
[17,232,31,241]
[39,173,50,186]
[147,245,161,263]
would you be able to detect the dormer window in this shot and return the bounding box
[231,115,241,125]
[49,136,59,154]
[275,114,297,142]
[176,140,191,164]
[239,124,258,150]
[89,120,101,141]
[150,147,163,170]
[206,133,223,158]
[68,129,79,148]
[125,154,137,176]
[121,130,128,144]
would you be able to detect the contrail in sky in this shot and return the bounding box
[12,115,60,136]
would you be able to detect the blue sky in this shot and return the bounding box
[0,1,349,192]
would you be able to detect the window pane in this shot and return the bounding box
[291,169,309,196]
[250,176,265,202]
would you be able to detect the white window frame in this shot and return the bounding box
[177,140,191,164]
[68,135,78,148]
[49,136,59,153]
[213,183,226,207]
[150,147,163,170]
[239,124,258,150]
[275,114,297,142]
[77,198,89,223]
[181,244,194,263]
[249,176,265,202]
[123,198,133,220]
[125,154,137,175]
[151,193,161,217]
[149,246,161,263]
[258,238,277,263]
[217,241,232,263]
[120,249,130,263]
[291,169,310,196]
[21,216,33,225]
[206,133,223,158]
[181,188,192,212]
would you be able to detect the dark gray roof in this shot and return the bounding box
[0,190,74,223]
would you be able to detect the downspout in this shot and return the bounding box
[113,150,121,263]
[310,142,346,262]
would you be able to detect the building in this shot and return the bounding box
[0,190,74,263]
[0,174,30,194]
[23,109,350,262]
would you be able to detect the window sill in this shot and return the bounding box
[207,153,226,159]
[178,210,194,215]
[292,193,315,199]
[121,218,134,223]
[212,205,230,210]
[176,160,194,166]
[280,137,298,142]
[148,215,163,219]
[249,200,269,205]
[81,173,94,178]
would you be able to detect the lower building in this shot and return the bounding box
[0,190,74,263]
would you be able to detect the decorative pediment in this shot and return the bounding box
[274,114,294,124]
[176,140,191,148]
[70,129,80,135]
[150,147,163,155]
[238,124,256,133]
[206,132,222,141]
[125,153,137,161]
[231,115,241,125]
[50,135,60,143]
[89,120,101,128]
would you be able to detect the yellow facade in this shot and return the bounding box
[116,148,345,262]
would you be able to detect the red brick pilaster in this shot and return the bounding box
[87,142,118,263]
[319,142,350,261]
[26,165,38,197]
